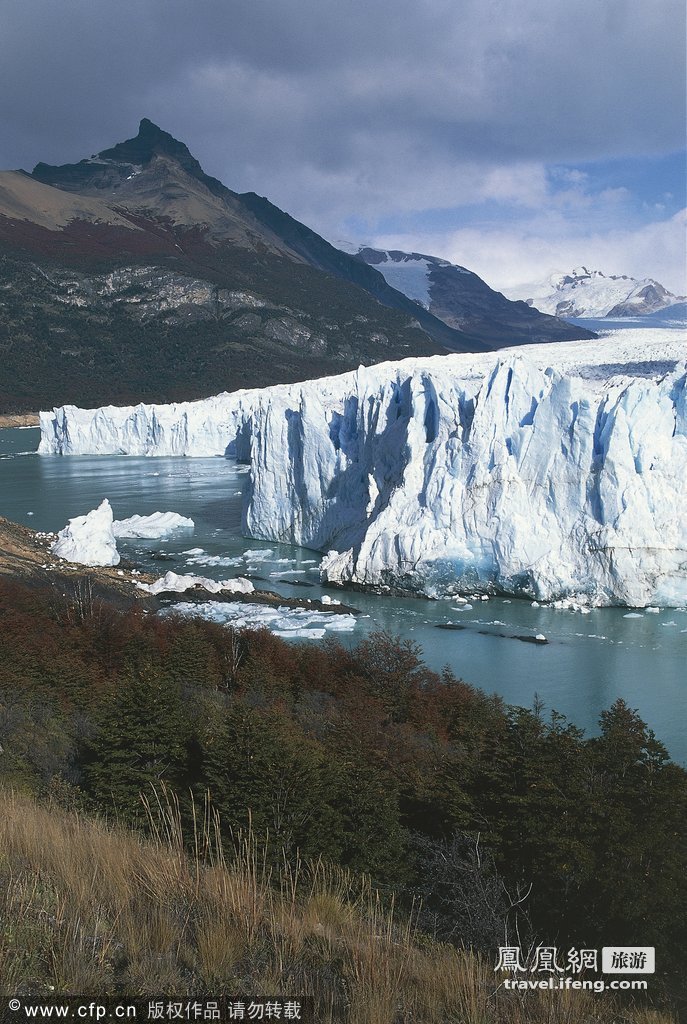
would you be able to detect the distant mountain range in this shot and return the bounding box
[0,119,593,412]
[347,246,591,347]
[506,267,685,319]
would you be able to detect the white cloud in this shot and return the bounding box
[0,0,683,297]
[374,209,687,295]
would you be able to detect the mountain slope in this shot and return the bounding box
[0,119,592,412]
[508,267,685,318]
[2,123,465,411]
[351,247,595,348]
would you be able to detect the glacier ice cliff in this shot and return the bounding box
[39,334,687,606]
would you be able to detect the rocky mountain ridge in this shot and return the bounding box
[1,119,593,411]
[352,246,591,347]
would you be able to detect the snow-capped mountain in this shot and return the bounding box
[40,332,687,608]
[349,247,594,348]
[510,267,685,319]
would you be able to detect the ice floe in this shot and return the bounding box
[136,571,254,596]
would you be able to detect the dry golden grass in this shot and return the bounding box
[0,787,675,1023]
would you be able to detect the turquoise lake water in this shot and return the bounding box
[1,426,685,763]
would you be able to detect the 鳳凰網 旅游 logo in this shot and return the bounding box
[601,947,655,973]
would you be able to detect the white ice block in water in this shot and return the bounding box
[136,572,254,596]
[51,499,120,566]
[113,511,194,539]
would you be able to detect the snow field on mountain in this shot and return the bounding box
[510,268,684,318]
[370,256,434,309]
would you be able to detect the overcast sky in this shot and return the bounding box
[1,0,685,292]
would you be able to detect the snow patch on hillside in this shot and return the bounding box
[366,252,434,308]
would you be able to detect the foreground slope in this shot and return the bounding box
[41,332,687,607]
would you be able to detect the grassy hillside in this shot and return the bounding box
[0,790,676,1024]
[0,575,684,1018]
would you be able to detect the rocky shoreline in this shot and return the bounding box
[0,515,356,617]
[0,413,39,428]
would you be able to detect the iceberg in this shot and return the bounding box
[51,499,120,566]
[165,599,357,638]
[113,511,195,539]
[136,571,254,596]
[40,333,687,606]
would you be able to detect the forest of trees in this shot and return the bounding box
[1,576,685,1001]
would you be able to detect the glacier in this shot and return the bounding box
[39,333,687,607]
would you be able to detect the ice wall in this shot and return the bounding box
[39,336,687,606]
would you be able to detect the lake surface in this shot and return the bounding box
[2,425,685,763]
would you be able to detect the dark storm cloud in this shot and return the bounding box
[0,0,684,230]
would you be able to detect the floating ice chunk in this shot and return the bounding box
[113,511,194,539]
[274,628,326,640]
[242,548,275,561]
[137,572,254,596]
[623,612,644,618]
[645,606,660,614]
[186,553,243,568]
[51,499,120,566]
[183,547,205,555]
[321,594,341,605]
[165,600,357,636]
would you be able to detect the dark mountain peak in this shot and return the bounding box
[97,119,203,178]
[32,119,229,198]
